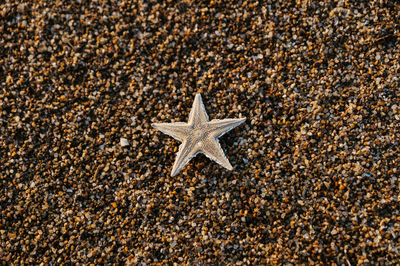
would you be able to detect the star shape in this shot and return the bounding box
[153,94,246,177]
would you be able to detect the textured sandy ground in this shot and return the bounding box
[1,0,400,264]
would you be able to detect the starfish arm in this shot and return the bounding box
[171,140,199,177]
[152,122,190,142]
[207,118,246,138]
[188,94,209,125]
[200,138,233,171]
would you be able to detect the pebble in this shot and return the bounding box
[120,138,129,147]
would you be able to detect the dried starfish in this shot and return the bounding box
[153,94,246,177]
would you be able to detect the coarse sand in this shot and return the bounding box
[1,0,400,264]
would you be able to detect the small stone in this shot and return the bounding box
[120,138,129,147]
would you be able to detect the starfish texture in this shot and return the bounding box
[153,94,246,177]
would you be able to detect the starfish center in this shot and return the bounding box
[192,128,207,140]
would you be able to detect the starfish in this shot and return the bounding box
[153,94,246,177]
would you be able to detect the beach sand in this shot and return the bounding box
[1,0,399,264]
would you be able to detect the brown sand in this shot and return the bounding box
[1,0,400,264]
